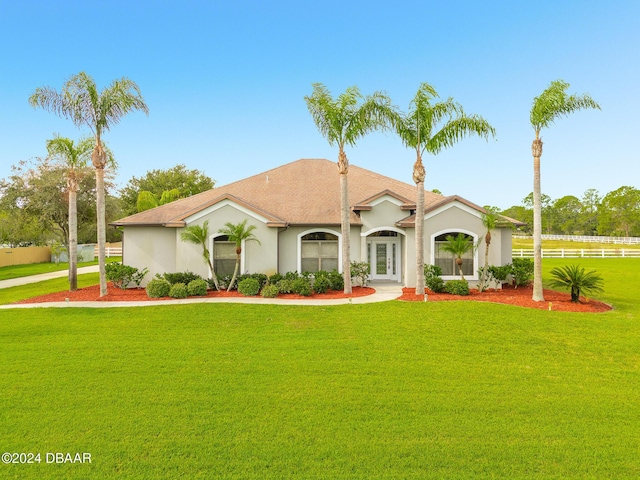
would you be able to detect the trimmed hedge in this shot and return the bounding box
[146,278,171,298]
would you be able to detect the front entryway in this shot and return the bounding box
[370,239,400,281]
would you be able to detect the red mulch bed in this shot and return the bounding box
[397,284,611,313]
[15,283,376,304]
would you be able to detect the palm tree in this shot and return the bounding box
[549,264,604,302]
[180,220,220,291]
[305,83,396,294]
[479,206,500,291]
[395,83,495,295]
[530,80,600,301]
[440,233,474,280]
[45,135,94,291]
[29,72,148,297]
[217,220,261,292]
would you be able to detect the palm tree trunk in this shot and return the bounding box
[532,134,545,302]
[92,139,108,297]
[68,178,78,292]
[481,233,491,291]
[338,148,352,295]
[228,256,240,292]
[413,153,426,295]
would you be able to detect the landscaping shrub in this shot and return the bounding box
[163,271,202,286]
[238,278,260,296]
[260,284,279,298]
[488,264,512,288]
[268,273,283,285]
[548,264,604,302]
[512,258,534,287]
[105,263,149,289]
[328,269,344,291]
[351,261,370,287]
[424,264,445,293]
[276,279,294,294]
[187,279,208,296]
[284,271,299,281]
[291,277,312,296]
[217,273,233,290]
[444,280,470,296]
[313,275,331,294]
[169,282,188,299]
[146,278,171,298]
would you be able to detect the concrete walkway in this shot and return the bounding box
[0,265,100,289]
[0,271,404,308]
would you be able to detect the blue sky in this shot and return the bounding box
[1,0,637,209]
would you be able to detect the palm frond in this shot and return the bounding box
[530,79,601,132]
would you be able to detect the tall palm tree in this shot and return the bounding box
[217,220,261,292]
[479,206,499,291]
[29,71,148,297]
[395,83,495,295]
[45,135,93,291]
[530,80,600,301]
[180,220,220,291]
[440,233,474,280]
[305,83,396,294]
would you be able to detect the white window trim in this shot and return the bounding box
[297,228,342,273]
[430,228,479,281]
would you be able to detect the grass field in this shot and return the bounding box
[0,257,121,281]
[1,259,639,479]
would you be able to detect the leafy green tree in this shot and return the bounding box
[120,164,214,215]
[598,186,640,236]
[305,83,395,294]
[529,79,600,301]
[550,195,582,235]
[180,220,220,291]
[395,83,495,294]
[580,188,601,236]
[440,233,474,280]
[136,188,181,212]
[479,206,500,291]
[217,220,261,291]
[29,71,148,297]
[46,136,94,291]
[549,264,604,302]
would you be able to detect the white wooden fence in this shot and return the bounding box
[92,245,123,258]
[513,234,640,245]
[512,248,640,258]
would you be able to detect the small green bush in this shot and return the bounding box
[276,279,294,294]
[444,280,470,296]
[163,271,202,286]
[169,283,188,299]
[512,258,534,287]
[187,279,208,296]
[350,261,370,287]
[328,270,344,291]
[313,276,331,294]
[238,278,260,296]
[260,284,279,298]
[284,271,299,281]
[268,273,283,285]
[146,278,171,298]
[488,264,512,288]
[105,263,149,289]
[424,264,445,293]
[291,277,312,296]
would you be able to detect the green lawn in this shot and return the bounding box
[0,257,121,281]
[0,259,638,479]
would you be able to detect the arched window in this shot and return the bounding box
[300,232,339,273]
[213,235,235,275]
[433,232,475,277]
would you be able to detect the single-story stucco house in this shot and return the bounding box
[112,158,521,287]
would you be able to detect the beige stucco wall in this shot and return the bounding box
[123,227,177,284]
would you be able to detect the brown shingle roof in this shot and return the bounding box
[112,159,453,227]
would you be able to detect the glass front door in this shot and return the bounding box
[370,240,399,281]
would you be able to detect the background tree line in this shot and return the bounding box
[500,186,640,237]
[0,162,214,248]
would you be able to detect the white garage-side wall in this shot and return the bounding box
[122,227,177,285]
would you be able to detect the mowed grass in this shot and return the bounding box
[0,260,639,479]
[0,257,121,281]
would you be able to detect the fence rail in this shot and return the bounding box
[92,245,123,258]
[512,248,640,258]
[513,234,640,245]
